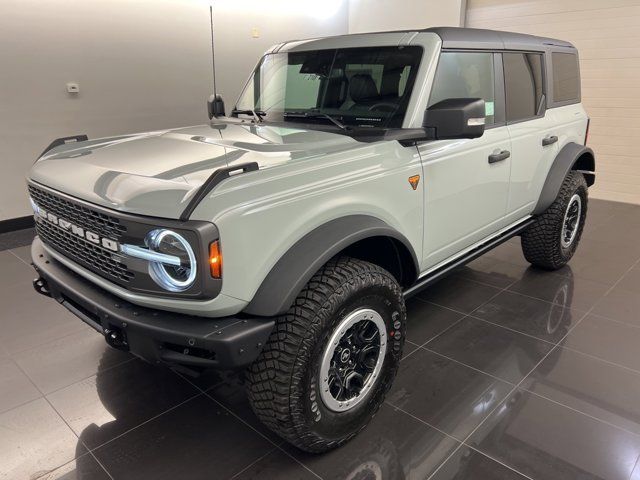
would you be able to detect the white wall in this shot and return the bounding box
[213,0,349,104]
[348,0,464,33]
[0,0,348,222]
[0,0,211,222]
[466,0,640,205]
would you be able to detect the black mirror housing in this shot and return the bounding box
[423,98,486,140]
[207,94,226,119]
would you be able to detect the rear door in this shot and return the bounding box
[418,51,512,268]
[502,51,560,221]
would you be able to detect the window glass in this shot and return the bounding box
[429,52,496,125]
[344,63,384,91]
[284,65,323,110]
[237,50,332,112]
[398,65,411,96]
[504,52,544,122]
[235,46,423,128]
[552,52,580,103]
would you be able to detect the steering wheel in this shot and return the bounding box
[368,102,398,112]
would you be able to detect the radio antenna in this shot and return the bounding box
[209,5,217,97]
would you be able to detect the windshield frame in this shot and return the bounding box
[233,45,424,130]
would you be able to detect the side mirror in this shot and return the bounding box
[423,98,485,140]
[207,94,226,119]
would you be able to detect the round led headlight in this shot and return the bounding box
[146,229,197,292]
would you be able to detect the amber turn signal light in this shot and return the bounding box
[209,241,222,278]
[408,175,420,190]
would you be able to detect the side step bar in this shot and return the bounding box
[403,218,535,299]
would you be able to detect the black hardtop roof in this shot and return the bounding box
[424,27,575,51]
[275,27,577,55]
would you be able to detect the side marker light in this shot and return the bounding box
[209,241,222,279]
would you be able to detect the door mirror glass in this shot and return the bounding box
[207,94,225,119]
[423,98,486,140]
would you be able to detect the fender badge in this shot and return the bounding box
[408,175,420,190]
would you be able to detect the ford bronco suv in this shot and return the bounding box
[28,27,594,452]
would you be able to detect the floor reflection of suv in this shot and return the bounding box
[29,27,594,452]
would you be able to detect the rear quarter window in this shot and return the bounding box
[503,52,544,123]
[552,52,580,103]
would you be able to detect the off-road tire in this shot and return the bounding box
[522,171,588,270]
[246,256,406,453]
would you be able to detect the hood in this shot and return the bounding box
[29,122,358,219]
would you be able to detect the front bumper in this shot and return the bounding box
[31,237,274,369]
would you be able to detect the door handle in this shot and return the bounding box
[488,150,510,164]
[542,135,558,147]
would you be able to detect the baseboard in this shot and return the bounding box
[0,215,35,234]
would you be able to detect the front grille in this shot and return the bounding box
[29,185,126,240]
[29,185,134,283]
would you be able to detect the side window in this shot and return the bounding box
[429,52,496,125]
[503,52,544,122]
[552,52,580,103]
[398,65,411,96]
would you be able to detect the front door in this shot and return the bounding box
[418,51,512,269]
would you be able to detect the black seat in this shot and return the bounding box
[379,68,402,101]
[348,72,402,112]
[321,75,349,109]
[348,74,380,108]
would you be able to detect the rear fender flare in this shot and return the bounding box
[534,143,595,215]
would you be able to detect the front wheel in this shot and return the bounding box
[521,171,588,270]
[246,257,406,453]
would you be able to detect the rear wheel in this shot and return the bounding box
[246,256,405,453]
[521,171,588,270]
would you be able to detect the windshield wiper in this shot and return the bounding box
[231,108,265,123]
[284,111,348,130]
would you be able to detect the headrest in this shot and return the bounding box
[349,74,378,102]
[380,70,401,97]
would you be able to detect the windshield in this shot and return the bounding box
[235,46,423,129]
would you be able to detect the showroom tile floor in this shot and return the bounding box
[1,198,640,479]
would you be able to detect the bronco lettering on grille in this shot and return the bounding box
[35,206,120,253]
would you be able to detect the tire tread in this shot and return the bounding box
[246,256,404,452]
[522,171,588,270]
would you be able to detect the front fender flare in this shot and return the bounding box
[243,215,419,317]
[534,143,595,215]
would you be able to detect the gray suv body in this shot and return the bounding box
[29,27,594,452]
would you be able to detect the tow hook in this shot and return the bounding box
[104,327,129,351]
[33,277,51,297]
